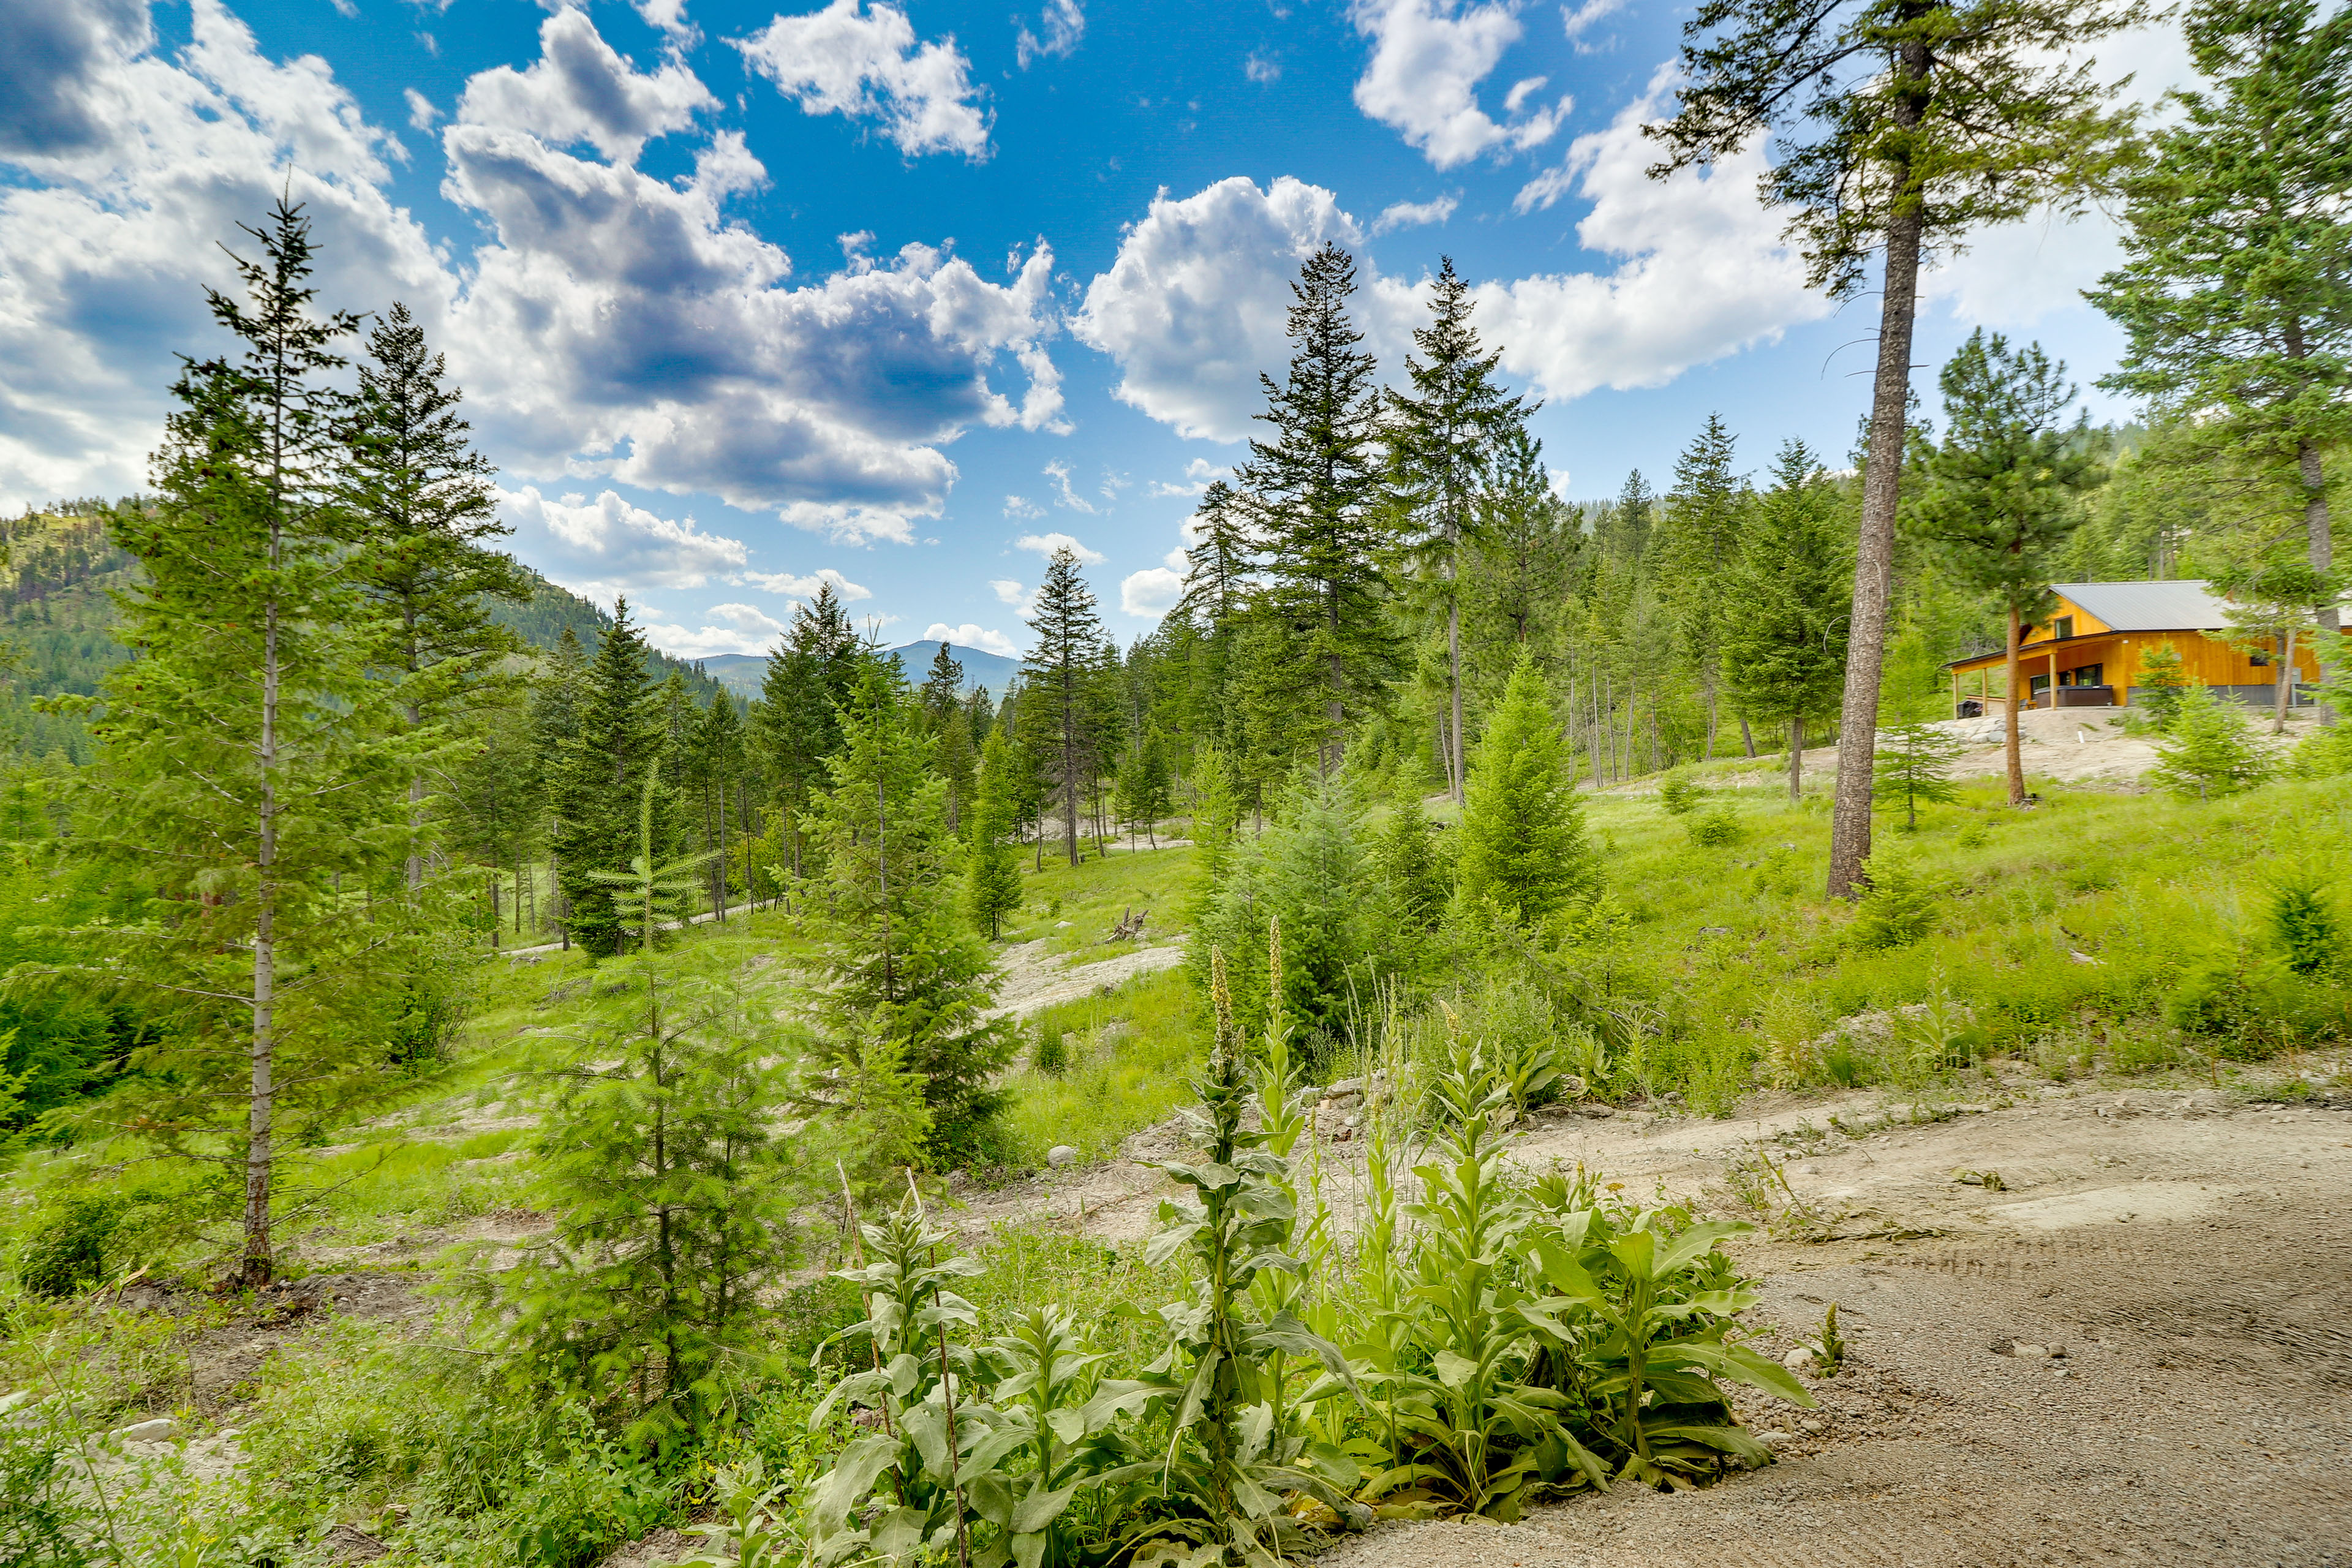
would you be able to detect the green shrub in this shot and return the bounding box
[2163,951,2331,1055]
[16,1194,121,1298]
[1849,851,1939,951]
[1687,807,1741,847]
[2267,873,2337,976]
[1657,769,1703,816]
[1033,1020,1068,1076]
[0,1393,88,1568]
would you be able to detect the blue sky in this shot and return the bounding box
[0,0,2185,660]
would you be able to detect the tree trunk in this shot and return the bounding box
[2301,439,2335,725]
[1827,132,1927,899]
[2275,630,2293,734]
[1447,589,1464,804]
[2003,603,2027,806]
[246,587,281,1291]
[1787,715,1804,803]
[1740,716,1756,758]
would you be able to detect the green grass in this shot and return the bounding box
[1000,966,1206,1166]
[1000,842,1196,957]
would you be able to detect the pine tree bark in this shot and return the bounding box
[1787,715,1804,803]
[1447,582,1464,804]
[2003,602,2027,806]
[246,591,280,1290]
[2301,439,2335,725]
[1827,173,1926,898]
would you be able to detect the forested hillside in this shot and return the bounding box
[1,1,2347,1563]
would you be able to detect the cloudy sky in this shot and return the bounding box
[0,0,2182,661]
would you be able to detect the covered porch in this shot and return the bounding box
[1948,636,2124,717]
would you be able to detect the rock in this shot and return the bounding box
[112,1417,179,1444]
[1325,1077,1364,1096]
[2013,1342,2050,1360]
[1054,920,1073,929]
[1781,1346,1817,1372]
[1046,1145,1079,1168]
[1755,1429,1792,1448]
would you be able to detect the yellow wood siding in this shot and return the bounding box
[1950,628,2337,704]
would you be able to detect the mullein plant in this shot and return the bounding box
[1124,942,1365,1568]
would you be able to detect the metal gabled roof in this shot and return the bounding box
[2048,581,2230,632]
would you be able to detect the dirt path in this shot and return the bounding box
[984,937,1187,1022]
[958,1079,2352,1564]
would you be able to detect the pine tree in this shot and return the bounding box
[964,726,1024,940]
[1655,0,2141,895]
[1186,740,1242,895]
[1721,441,1852,802]
[2136,643,2192,729]
[1242,243,1390,775]
[1872,721,1964,829]
[1656,414,1750,756]
[1455,650,1598,926]
[751,583,866,881]
[530,625,590,944]
[553,598,668,956]
[1118,729,1174,847]
[692,695,745,918]
[1904,331,2099,805]
[2150,684,2274,799]
[1471,425,1574,653]
[799,662,1014,1160]
[1387,258,1528,803]
[344,300,530,894]
[1020,546,1109,867]
[81,198,401,1288]
[1375,789,1447,930]
[472,781,791,1442]
[2087,0,2352,710]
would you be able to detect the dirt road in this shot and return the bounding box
[974,1078,2352,1566]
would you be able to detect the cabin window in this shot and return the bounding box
[2052,615,2075,641]
[2029,673,2051,695]
[2060,664,2104,687]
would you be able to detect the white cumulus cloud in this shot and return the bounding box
[1481,64,1830,401]
[499,486,751,606]
[1016,0,1084,67]
[923,622,1020,657]
[1016,530,1104,565]
[1041,460,1099,514]
[1373,194,1458,233]
[1350,0,1564,169]
[1148,457,1225,498]
[1074,175,1368,442]
[1120,544,1189,617]
[739,566,873,599]
[646,601,793,658]
[735,0,990,159]
[454,7,715,165]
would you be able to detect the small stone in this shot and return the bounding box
[1781,1346,1817,1372]
[1054,921,1073,929]
[112,1417,179,1444]
[1046,1145,1079,1168]
[1755,1429,1792,1447]
[2013,1343,2050,1361]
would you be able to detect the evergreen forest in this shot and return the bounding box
[2,1,2348,1564]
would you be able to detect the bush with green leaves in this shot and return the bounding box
[1849,850,1940,951]
[2149,685,2271,801]
[0,1391,89,1568]
[1656,769,1704,816]
[2267,873,2337,976]
[1686,807,1741,848]
[15,1194,121,1298]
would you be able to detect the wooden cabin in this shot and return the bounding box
[1944,581,2339,717]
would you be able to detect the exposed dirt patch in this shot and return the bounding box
[1298,1083,2352,1567]
[986,937,1187,1022]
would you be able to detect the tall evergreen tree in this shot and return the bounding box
[750,584,865,878]
[1472,426,1573,653]
[1904,331,2098,804]
[553,598,668,956]
[1654,0,2141,894]
[2087,0,2352,714]
[799,663,1013,1160]
[964,725,1024,940]
[918,641,964,728]
[344,301,530,894]
[1019,546,1109,867]
[530,625,590,944]
[1455,650,1598,927]
[1656,415,1751,756]
[1387,258,1528,803]
[83,199,400,1288]
[1721,442,1853,802]
[692,695,745,918]
[1242,243,1390,775]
